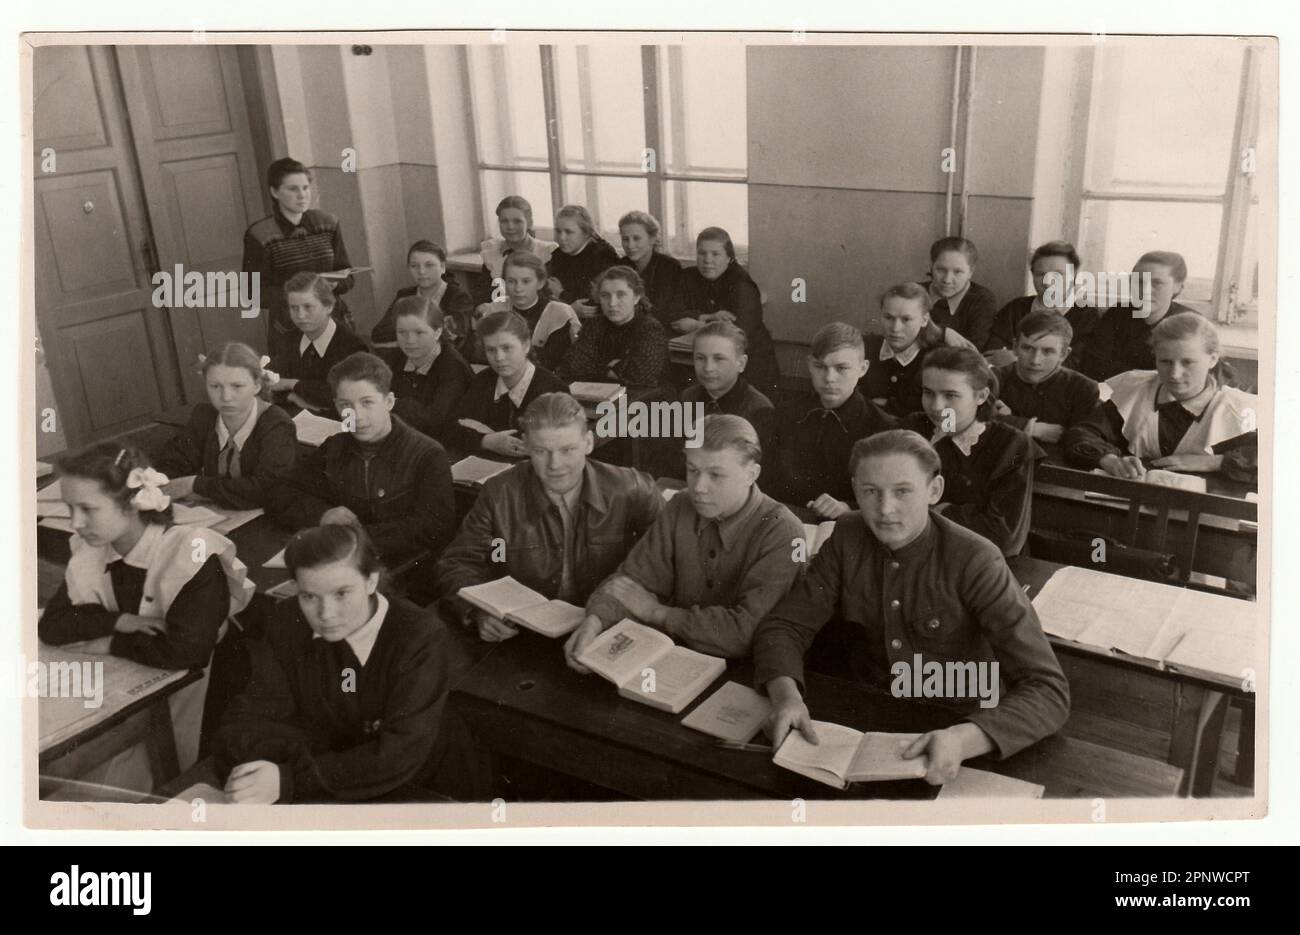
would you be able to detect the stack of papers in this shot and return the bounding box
[292,410,345,447]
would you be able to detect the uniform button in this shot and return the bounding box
[890,599,900,609]
[890,376,898,383]
[890,639,902,650]
[889,561,901,571]
[377,488,385,497]
[927,618,941,631]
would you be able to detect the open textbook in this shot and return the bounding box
[1032,565,1256,682]
[458,577,586,638]
[292,409,345,447]
[577,619,725,714]
[774,722,928,790]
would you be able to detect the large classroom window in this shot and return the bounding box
[466,42,748,259]
[1077,43,1263,351]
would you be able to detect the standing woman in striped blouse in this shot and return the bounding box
[243,158,357,358]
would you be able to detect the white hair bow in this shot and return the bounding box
[125,466,171,512]
[259,355,281,385]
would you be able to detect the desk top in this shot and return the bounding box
[38,643,199,759]
[450,632,1183,799]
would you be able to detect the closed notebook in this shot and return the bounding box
[773,721,927,790]
[451,455,513,486]
[458,577,585,637]
[681,680,772,742]
[577,619,726,714]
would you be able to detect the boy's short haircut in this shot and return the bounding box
[849,429,942,479]
[1030,240,1081,271]
[879,282,933,313]
[328,351,393,395]
[1016,309,1074,346]
[518,392,589,436]
[695,414,762,464]
[809,322,865,359]
[694,320,748,356]
[1136,250,1189,284]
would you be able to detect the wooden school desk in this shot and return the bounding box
[38,643,201,792]
[449,632,1183,801]
[1013,555,1256,797]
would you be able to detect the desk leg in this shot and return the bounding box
[1169,685,1228,797]
[144,701,181,788]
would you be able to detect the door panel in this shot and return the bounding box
[33,45,182,445]
[116,45,267,402]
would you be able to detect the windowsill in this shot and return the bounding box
[447,249,747,273]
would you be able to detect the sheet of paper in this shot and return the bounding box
[37,478,63,502]
[264,579,298,599]
[263,548,287,569]
[292,410,345,447]
[1162,590,1257,680]
[1032,565,1184,658]
[577,619,674,689]
[37,461,53,478]
[938,767,1045,799]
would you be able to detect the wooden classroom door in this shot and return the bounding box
[115,45,268,403]
[33,44,185,446]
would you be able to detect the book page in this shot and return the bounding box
[681,681,772,742]
[458,577,549,620]
[773,720,862,783]
[618,644,725,713]
[451,456,512,485]
[577,619,674,689]
[846,732,928,782]
[507,600,585,637]
[1162,590,1257,681]
[292,410,345,447]
[568,382,624,403]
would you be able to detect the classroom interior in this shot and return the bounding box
[30,37,1268,809]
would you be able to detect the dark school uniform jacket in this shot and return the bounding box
[926,281,999,350]
[677,262,780,399]
[989,296,1101,367]
[270,323,368,415]
[992,363,1101,435]
[548,238,621,305]
[438,364,567,460]
[370,280,476,350]
[378,343,475,439]
[769,391,896,506]
[1076,302,1199,382]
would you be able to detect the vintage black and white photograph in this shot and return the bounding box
[19,25,1275,832]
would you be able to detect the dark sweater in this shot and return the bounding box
[557,310,669,389]
[902,415,1044,557]
[369,280,476,350]
[769,391,896,506]
[271,323,368,415]
[154,402,297,510]
[862,329,948,417]
[214,595,450,803]
[992,363,1101,434]
[40,551,226,670]
[548,238,621,305]
[439,364,568,459]
[989,296,1101,366]
[1077,301,1199,382]
[681,377,776,463]
[678,263,780,399]
[633,250,685,327]
[241,206,354,342]
[266,416,456,559]
[378,343,475,439]
[926,281,999,350]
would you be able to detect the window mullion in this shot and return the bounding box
[641,45,664,226]
[539,45,566,219]
[1212,46,1260,324]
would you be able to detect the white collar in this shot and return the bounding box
[215,401,262,451]
[111,522,166,570]
[495,361,537,407]
[933,419,988,457]
[403,350,439,376]
[312,592,388,666]
[299,317,338,357]
[1157,377,1218,417]
[880,340,920,367]
[930,280,971,311]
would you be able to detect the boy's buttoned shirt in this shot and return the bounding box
[753,511,1070,758]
